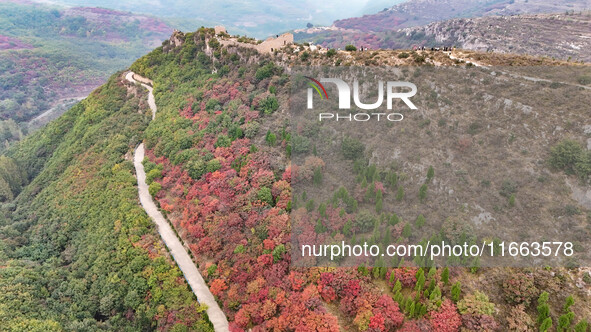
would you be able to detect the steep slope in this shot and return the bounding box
[395,12,591,62]
[0,0,172,148]
[127,71,229,330]
[129,29,591,330]
[1,24,591,331]
[295,0,591,62]
[333,0,591,32]
[0,73,212,330]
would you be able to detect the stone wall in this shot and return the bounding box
[214,26,227,35]
[216,26,293,54]
[255,33,294,53]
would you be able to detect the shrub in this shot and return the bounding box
[233,244,245,254]
[550,139,583,172]
[259,95,279,114]
[291,135,310,154]
[355,210,375,233]
[397,52,409,59]
[468,121,482,135]
[499,180,518,198]
[207,264,217,277]
[503,273,538,306]
[345,45,357,51]
[215,134,231,148]
[265,130,277,146]
[549,139,591,180]
[341,136,365,160]
[461,314,498,331]
[255,63,275,81]
[148,182,161,197]
[564,204,581,216]
[257,187,273,205]
[326,49,337,57]
[272,244,286,262]
[457,291,495,315]
[186,158,206,180]
[243,121,260,139]
[457,136,472,152]
[206,159,221,173]
[205,98,220,112]
[146,168,162,184]
[507,304,534,332]
[577,76,591,85]
[429,299,461,331]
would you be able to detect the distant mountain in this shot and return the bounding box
[0,0,171,148]
[296,0,591,62]
[32,0,372,38]
[360,0,406,15]
[396,12,591,62]
[333,0,591,32]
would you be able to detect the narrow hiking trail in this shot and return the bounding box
[126,71,230,332]
[448,52,591,90]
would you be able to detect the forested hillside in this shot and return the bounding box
[0,74,212,330]
[1,24,590,331]
[129,29,591,330]
[0,0,171,150]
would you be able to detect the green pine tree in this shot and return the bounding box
[441,267,450,285]
[419,184,428,202]
[396,186,404,201]
[451,281,461,302]
[427,166,434,182]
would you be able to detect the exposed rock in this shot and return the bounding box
[170,29,185,48]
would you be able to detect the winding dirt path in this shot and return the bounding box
[448,52,591,90]
[126,71,229,332]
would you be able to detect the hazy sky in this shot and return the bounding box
[32,0,406,37]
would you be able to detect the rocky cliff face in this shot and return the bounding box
[333,0,591,32]
[400,12,591,62]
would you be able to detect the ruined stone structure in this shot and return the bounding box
[216,27,293,54]
[255,33,294,53]
[214,26,227,35]
[168,27,293,55]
